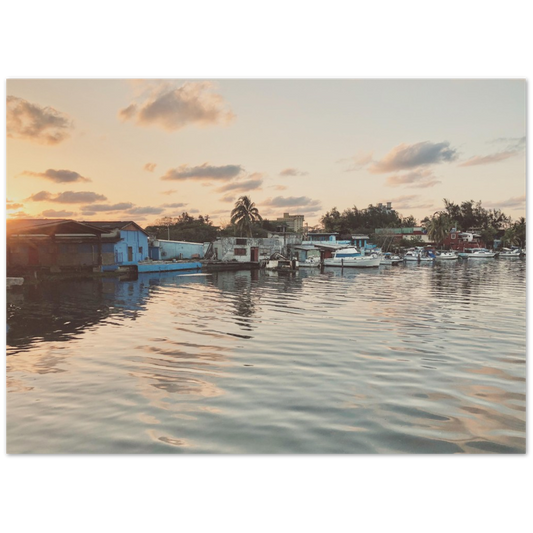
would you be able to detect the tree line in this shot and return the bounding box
[144,196,526,248]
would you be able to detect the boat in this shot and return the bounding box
[403,248,435,262]
[323,247,381,268]
[499,247,523,258]
[457,248,498,258]
[435,250,458,260]
[380,252,402,265]
[265,253,299,271]
[299,256,321,268]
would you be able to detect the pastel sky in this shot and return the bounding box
[6,79,526,227]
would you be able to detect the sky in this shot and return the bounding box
[6,79,526,228]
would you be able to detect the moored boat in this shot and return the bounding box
[403,248,435,262]
[323,247,381,268]
[435,250,458,260]
[457,248,498,258]
[380,252,402,265]
[499,247,523,258]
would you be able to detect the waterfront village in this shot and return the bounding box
[6,198,527,284]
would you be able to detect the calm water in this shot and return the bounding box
[6,259,526,453]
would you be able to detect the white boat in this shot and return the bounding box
[403,249,435,262]
[380,252,402,265]
[435,250,458,260]
[499,247,523,258]
[300,256,321,267]
[323,247,381,268]
[457,248,498,258]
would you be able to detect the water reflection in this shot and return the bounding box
[7,273,207,350]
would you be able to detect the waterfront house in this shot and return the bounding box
[85,221,149,271]
[6,219,109,275]
[375,226,430,243]
[441,229,486,251]
[209,234,302,262]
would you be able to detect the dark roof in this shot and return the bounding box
[81,221,149,235]
[7,219,108,236]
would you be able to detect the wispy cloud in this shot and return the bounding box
[386,169,441,188]
[261,196,322,212]
[338,152,374,172]
[6,200,24,210]
[144,163,157,172]
[127,206,164,215]
[483,195,526,210]
[161,163,243,181]
[7,95,73,145]
[161,189,177,195]
[389,195,434,210]
[119,81,234,131]
[26,191,107,203]
[215,173,263,193]
[20,168,91,183]
[161,202,188,208]
[80,202,134,213]
[41,209,76,217]
[280,168,308,176]
[460,136,525,167]
[369,141,457,174]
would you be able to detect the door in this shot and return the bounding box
[250,247,259,262]
[127,246,133,262]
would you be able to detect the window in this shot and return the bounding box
[236,238,247,245]
[234,248,247,256]
[139,246,143,254]
[451,233,456,239]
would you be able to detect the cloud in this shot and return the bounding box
[386,169,441,188]
[80,202,134,213]
[6,200,24,210]
[220,195,236,203]
[368,141,457,173]
[460,136,525,167]
[388,195,434,210]
[127,206,165,215]
[144,163,157,172]
[41,209,76,217]
[26,191,107,204]
[161,189,177,195]
[279,168,308,176]
[338,152,374,172]
[483,195,526,210]
[119,81,234,131]
[161,202,188,208]
[274,184,288,191]
[161,163,243,181]
[20,168,91,183]
[261,196,322,212]
[7,211,34,219]
[215,174,263,193]
[7,95,73,145]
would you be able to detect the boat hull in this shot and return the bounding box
[323,257,381,268]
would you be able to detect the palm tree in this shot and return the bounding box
[427,214,453,248]
[231,196,262,237]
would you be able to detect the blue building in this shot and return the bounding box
[87,221,149,271]
[148,239,204,260]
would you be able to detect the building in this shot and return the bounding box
[209,234,302,262]
[275,213,305,232]
[148,239,204,260]
[441,229,486,251]
[375,227,430,243]
[85,221,149,270]
[6,219,109,274]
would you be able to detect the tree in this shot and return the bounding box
[230,196,262,237]
[426,213,454,247]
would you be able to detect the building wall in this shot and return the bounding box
[153,240,204,260]
[114,230,149,265]
[212,235,302,261]
[7,241,102,268]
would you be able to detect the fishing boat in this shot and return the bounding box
[457,248,498,258]
[380,252,402,265]
[323,247,381,268]
[499,247,523,258]
[435,250,458,260]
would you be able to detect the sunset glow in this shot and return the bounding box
[6,79,526,226]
